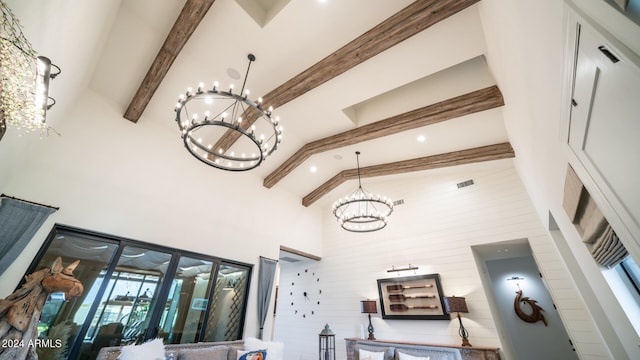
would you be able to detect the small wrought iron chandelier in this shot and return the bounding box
[332,151,393,232]
[174,54,282,171]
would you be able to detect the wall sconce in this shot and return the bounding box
[386,264,418,274]
[443,296,471,347]
[506,276,524,288]
[360,300,377,340]
[507,276,547,326]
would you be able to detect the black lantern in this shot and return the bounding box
[319,324,335,360]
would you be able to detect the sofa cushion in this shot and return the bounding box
[392,345,461,360]
[244,337,284,360]
[119,338,165,360]
[237,349,267,360]
[227,347,240,360]
[397,351,430,360]
[359,349,385,360]
[179,345,231,360]
[353,345,394,360]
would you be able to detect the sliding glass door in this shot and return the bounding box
[159,256,216,344]
[203,264,250,341]
[25,225,252,360]
[78,246,172,359]
[27,232,119,360]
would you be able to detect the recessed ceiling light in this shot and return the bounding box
[417,135,426,142]
[333,154,343,160]
[310,165,318,173]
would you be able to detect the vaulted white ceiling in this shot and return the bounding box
[9,0,519,209]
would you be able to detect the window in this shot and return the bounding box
[24,224,252,360]
[620,256,640,296]
[604,255,640,336]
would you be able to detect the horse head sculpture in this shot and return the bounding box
[0,257,84,360]
[41,258,84,300]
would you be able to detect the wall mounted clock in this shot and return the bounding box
[289,268,322,318]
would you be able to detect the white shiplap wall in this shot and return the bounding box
[273,162,610,360]
[528,233,611,360]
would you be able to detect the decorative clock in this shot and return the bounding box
[289,268,322,318]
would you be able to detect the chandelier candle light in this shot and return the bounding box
[332,151,393,232]
[174,54,282,171]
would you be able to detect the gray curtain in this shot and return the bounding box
[0,197,57,275]
[257,256,277,339]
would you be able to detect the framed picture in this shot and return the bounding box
[377,273,450,320]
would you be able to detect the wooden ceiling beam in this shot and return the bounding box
[264,85,504,188]
[302,142,515,207]
[211,0,481,156]
[124,0,216,123]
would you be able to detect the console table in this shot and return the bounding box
[345,338,501,360]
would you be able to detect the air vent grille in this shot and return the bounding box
[393,199,404,206]
[457,179,475,188]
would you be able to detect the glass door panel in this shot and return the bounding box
[27,230,119,360]
[159,257,216,344]
[203,264,250,341]
[22,225,253,360]
[78,246,171,359]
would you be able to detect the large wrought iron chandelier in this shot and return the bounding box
[332,151,393,232]
[174,54,282,171]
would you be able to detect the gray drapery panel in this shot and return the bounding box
[0,197,57,275]
[257,256,278,339]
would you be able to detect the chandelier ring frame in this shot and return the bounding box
[175,87,281,172]
[174,53,282,172]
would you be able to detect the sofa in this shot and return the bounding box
[345,339,501,360]
[97,337,286,360]
[96,340,244,360]
[349,340,463,360]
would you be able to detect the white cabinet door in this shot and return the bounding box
[569,24,640,238]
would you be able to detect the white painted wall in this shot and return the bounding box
[0,89,323,340]
[478,0,640,359]
[485,256,578,360]
[273,163,608,360]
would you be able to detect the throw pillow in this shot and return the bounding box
[244,337,284,360]
[237,349,267,360]
[180,345,231,360]
[359,349,384,360]
[397,352,430,360]
[119,338,165,360]
[354,345,394,360]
